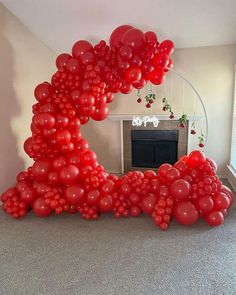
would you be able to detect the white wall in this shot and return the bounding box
[0,3,56,191]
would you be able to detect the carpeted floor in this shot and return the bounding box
[0,181,235,295]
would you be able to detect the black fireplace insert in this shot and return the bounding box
[131,130,178,168]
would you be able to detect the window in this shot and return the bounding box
[230,65,236,171]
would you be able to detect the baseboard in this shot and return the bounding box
[226,165,236,192]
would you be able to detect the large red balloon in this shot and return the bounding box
[72,40,93,58]
[174,200,199,225]
[109,25,133,48]
[170,179,191,200]
[32,159,51,181]
[125,67,142,83]
[59,164,79,185]
[65,185,85,205]
[122,28,145,51]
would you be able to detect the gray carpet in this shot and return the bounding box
[0,184,235,295]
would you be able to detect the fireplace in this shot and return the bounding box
[123,119,188,173]
[131,130,178,168]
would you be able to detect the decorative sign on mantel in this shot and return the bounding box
[132,116,160,128]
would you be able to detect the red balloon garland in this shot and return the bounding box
[1,25,234,230]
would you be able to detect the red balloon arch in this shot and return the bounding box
[1,25,234,230]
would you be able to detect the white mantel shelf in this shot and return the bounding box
[108,114,204,121]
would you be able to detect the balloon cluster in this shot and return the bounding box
[1,25,234,230]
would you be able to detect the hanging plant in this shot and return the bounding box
[145,92,156,108]
[179,114,187,128]
[198,130,205,148]
[162,97,175,119]
[190,121,196,135]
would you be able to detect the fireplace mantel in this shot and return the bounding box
[108,114,204,173]
[108,114,204,121]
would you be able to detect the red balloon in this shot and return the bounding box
[214,192,230,210]
[67,58,80,74]
[32,159,51,181]
[174,160,188,175]
[197,196,214,213]
[166,167,181,183]
[174,200,199,225]
[47,171,59,185]
[79,93,95,107]
[120,82,133,94]
[98,194,113,212]
[86,189,100,206]
[132,78,146,89]
[34,82,51,103]
[220,185,234,206]
[24,137,33,155]
[53,156,67,170]
[80,52,95,65]
[109,25,133,48]
[80,150,97,165]
[205,211,224,226]
[159,40,175,55]
[118,60,130,71]
[187,150,206,168]
[65,185,85,205]
[55,130,71,145]
[153,53,169,68]
[158,163,172,177]
[170,179,191,200]
[91,105,109,121]
[125,67,142,83]
[120,183,131,195]
[119,45,133,60]
[130,206,141,217]
[164,58,173,72]
[144,170,156,179]
[70,89,81,102]
[37,113,55,129]
[59,164,79,185]
[72,40,93,58]
[56,53,72,69]
[33,197,52,217]
[55,114,69,128]
[144,31,158,43]
[148,68,165,85]
[206,157,217,172]
[129,193,141,205]
[158,185,169,198]
[141,193,156,215]
[20,188,36,205]
[101,180,115,194]
[122,28,145,51]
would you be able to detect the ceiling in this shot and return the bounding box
[1,0,236,53]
